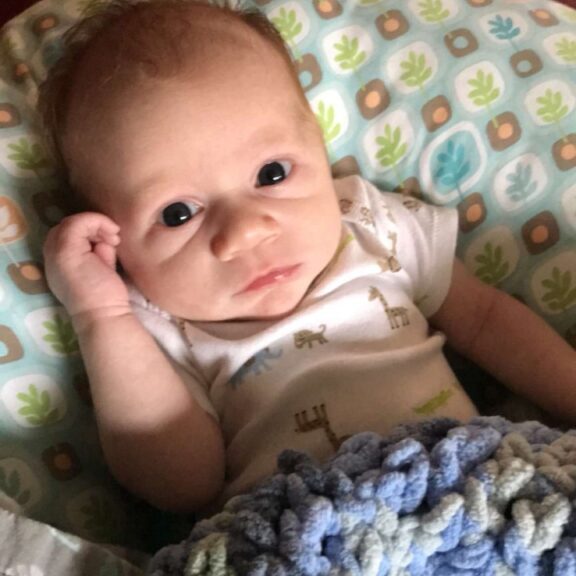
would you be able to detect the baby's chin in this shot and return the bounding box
[191,300,301,324]
[170,287,307,323]
[228,305,299,323]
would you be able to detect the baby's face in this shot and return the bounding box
[70,45,342,321]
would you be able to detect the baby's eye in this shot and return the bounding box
[256,161,292,187]
[159,201,202,227]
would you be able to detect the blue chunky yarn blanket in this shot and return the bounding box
[148,417,576,576]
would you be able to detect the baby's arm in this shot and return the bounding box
[431,259,576,421]
[43,213,225,512]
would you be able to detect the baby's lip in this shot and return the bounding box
[239,264,302,293]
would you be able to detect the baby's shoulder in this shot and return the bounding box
[335,174,419,211]
[335,175,421,230]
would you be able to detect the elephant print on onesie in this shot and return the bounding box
[229,347,283,388]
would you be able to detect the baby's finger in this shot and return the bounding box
[99,229,121,246]
[72,212,120,242]
[93,240,119,270]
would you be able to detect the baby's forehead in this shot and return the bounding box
[78,3,283,87]
[66,4,307,135]
[62,1,301,138]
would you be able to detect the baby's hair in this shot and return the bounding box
[38,0,302,178]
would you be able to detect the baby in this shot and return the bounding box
[40,0,576,513]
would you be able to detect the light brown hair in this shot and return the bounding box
[38,0,304,191]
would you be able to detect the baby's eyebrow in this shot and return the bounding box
[243,125,294,150]
[117,175,189,218]
[139,184,196,214]
[245,123,316,155]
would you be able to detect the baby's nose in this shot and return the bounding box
[210,207,280,262]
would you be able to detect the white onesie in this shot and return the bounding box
[130,175,478,498]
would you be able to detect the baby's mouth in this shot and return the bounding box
[239,264,302,293]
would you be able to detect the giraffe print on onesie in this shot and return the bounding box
[130,175,478,500]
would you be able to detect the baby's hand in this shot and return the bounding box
[43,212,131,326]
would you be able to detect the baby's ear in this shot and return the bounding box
[115,260,124,275]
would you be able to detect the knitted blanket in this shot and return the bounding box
[148,417,576,576]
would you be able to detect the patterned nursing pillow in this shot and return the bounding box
[0,0,574,548]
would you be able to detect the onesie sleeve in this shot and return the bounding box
[127,286,218,419]
[361,178,459,318]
